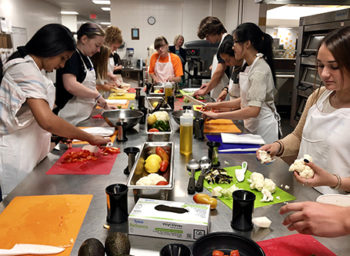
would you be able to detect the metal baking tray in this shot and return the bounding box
[149,85,165,97]
[127,142,174,200]
[146,96,171,111]
[146,113,172,141]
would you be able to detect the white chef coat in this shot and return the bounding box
[210,33,229,99]
[0,55,55,196]
[298,89,350,194]
[58,50,97,126]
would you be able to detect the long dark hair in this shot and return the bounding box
[0,23,76,82]
[218,38,235,57]
[234,22,276,84]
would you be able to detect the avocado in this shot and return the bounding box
[105,232,131,256]
[78,238,104,256]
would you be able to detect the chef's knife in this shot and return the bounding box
[0,244,65,255]
[184,94,207,106]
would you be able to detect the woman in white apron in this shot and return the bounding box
[0,24,110,199]
[216,38,245,102]
[194,16,230,99]
[149,36,183,84]
[259,26,350,194]
[203,23,280,144]
[55,23,109,126]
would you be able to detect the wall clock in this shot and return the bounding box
[147,16,156,25]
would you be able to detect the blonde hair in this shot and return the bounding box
[104,26,123,45]
[91,45,111,80]
[173,35,184,45]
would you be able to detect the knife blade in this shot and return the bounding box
[0,244,65,255]
[184,94,207,106]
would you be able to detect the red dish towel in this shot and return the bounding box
[46,148,119,175]
[258,234,336,256]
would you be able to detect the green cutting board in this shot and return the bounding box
[194,166,296,209]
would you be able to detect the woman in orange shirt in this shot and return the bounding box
[149,36,183,83]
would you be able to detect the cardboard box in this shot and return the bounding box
[128,198,210,241]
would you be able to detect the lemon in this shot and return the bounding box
[146,154,162,164]
[147,114,157,126]
[145,160,160,173]
[152,102,158,108]
[154,89,160,93]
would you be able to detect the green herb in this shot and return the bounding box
[152,120,170,131]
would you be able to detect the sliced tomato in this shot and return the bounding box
[148,128,159,132]
[156,181,169,186]
[230,250,240,256]
[62,150,98,163]
[212,250,225,256]
[101,147,120,154]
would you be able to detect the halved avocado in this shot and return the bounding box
[78,238,104,256]
[105,232,131,256]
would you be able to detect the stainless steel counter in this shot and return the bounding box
[1,96,349,255]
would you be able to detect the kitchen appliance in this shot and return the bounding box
[125,47,134,68]
[184,40,218,87]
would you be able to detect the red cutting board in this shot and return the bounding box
[258,234,336,256]
[46,147,119,175]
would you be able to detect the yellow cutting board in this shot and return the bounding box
[108,93,135,100]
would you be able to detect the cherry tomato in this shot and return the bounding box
[212,250,225,256]
[193,193,217,210]
[230,250,240,256]
[156,181,169,186]
[148,128,159,132]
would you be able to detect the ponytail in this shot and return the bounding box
[234,22,276,85]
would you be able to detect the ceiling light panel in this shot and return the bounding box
[101,7,111,11]
[61,11,79,15]
[92,0,111,4]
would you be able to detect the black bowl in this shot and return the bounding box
[192,232,265,256]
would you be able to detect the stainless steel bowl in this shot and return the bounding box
[102,109,144,129]
[171,110,203,125]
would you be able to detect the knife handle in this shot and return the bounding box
[195,175,205,192]
[187,176,196,194]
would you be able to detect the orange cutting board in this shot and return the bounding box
[204,119,241,133]
[0,194,92,255]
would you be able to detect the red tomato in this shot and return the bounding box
[148,128,159,132]
[212,250,225,256]
[230,250,240,256]
[159,160,169,172]
[156,181,169,185]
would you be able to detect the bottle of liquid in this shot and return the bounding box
[180,111,193,156]
[164,81,173,103]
